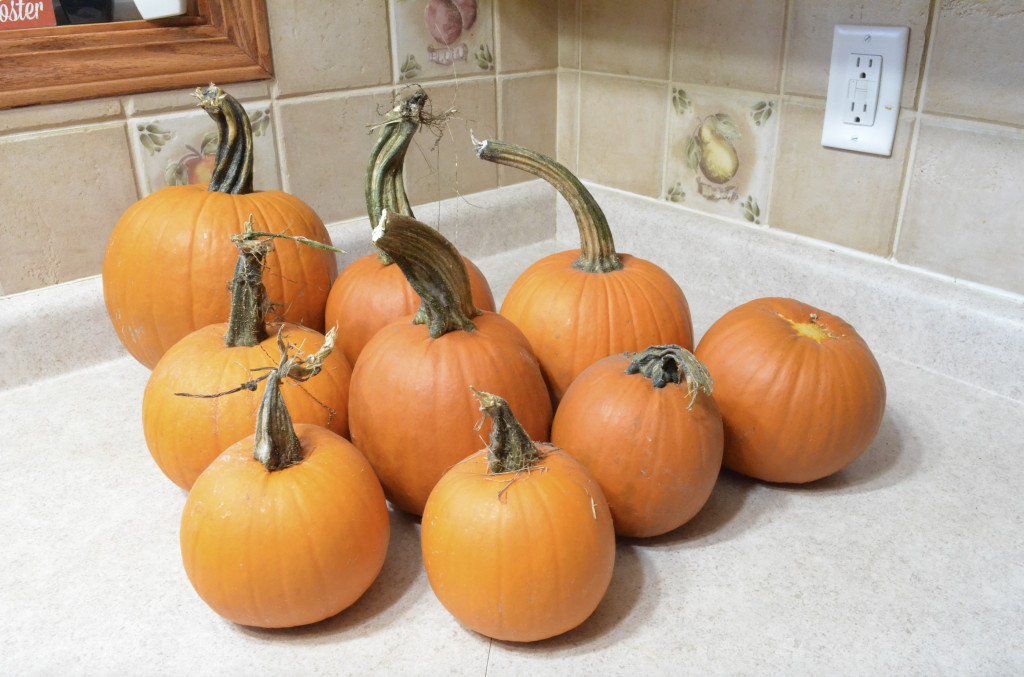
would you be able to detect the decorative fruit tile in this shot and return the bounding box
[130,100,279,196]
[391,0,495,81]
[663,87,778,225]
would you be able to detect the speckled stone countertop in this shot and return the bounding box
[2,182,1023,675]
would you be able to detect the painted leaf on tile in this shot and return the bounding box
[707,113,741,143]
[684,136,702,172]
[138,123,173,155]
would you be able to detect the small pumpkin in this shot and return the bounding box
[142,219,350,491]
[103,84,337,369]
[348,210,551,516]
[694,297,886,483]
[551,345,723,538]
[180,336,388,628]
[324,89,494,366]
[421,388,615,642]
[475,139,693,404]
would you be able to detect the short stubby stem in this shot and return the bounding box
[625,344,714,409]
[472,388,541,474]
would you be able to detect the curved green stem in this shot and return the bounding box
[625,344,714,409]
[474,139,623,273]
[372,210,479,338]
[472,388,541,474]
[194,84,253,195]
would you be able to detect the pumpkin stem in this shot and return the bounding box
[253,327,339,471]
[471,388,541,474]
[366,88,430,265]
[473,138,623,274]
[223,216,272,348]
[194,83,254,195]
[372,209,479,338]
[625,344,713,409]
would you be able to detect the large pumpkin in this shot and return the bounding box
[694,297,886,483]
[475,140,692,404]
[551,345,723,537]
[180,342,388,628]
[143,225,350,491]
[324,89,494,366]
[103,84,337,369]
[421,389,615,642]
[348,210,551,516]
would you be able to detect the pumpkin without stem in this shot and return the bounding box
[422,389,615,642]
[324,89,494,366]
[348,210,551,516]
[103,84,337,369]
[475,140,693,404]
[552,345,723,538]
[694,297,886,483]
[143,222,350,491]
[180,336,388,629]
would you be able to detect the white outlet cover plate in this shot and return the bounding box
[821,24,909,157]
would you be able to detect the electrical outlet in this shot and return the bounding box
[821,25,909,157]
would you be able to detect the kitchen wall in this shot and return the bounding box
[1,0,1021,300]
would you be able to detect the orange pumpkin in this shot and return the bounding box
[475,139,692,404]
[348,211,551,516]
[103,84,336,369]
[325,89,494,366]
[422,388,615,642]
[143,225,350,491]
[694,297,886,483]
[551,345,723,537]
[181,340,388,628]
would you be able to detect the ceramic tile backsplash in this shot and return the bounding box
[558,0,580,69]
[664,86,778,223]
[496,0,558,74]
[924,3,1024,126]
[498,74,558,185]
[580,0,674,80]
[557,70,580,172]
[0,125,138,295]
[769,101,910,256]
[392,0,495,82]
[267,0,391,96]
[672,0,786,93]
[898,121,1024,295]
[783,0,931,109]
[0,97,122,135]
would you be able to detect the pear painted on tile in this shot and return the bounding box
[697,120,739,185]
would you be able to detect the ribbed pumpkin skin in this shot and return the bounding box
[421,448,615,642]
[551,353,724,538]
[103,186,337,369]
[143,322,351,491]
[324,253,496,366]
[500,250,694,403]
[694,297,886,483]
[348,312,552,515]
[180,424,389,628]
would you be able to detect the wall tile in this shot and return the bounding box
[577,74,667,198]
[664,86,778,224]
[784,0,931,109]
[558,0,580,68]
[392,0,495,82]
[0,125,139,294]
[898,121,1024,295]
[274,91,393,226]
[672,0,785,93]
[268,0,391,96]
[0,98,122,135]
[580,0,674,80]
[498,74,558,185]
[557,70,580,173]
[924,3,1024,126]
[496,0,558,73]
[769,101,910,256]
[402,79,500,206]
[125,82,271,116]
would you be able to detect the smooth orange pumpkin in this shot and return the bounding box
[348,211,551,516]
[694,297,886,483]
[103,84,337,369]
[475,140,693,404]
[421,389,615,642]
[143,225,350,491]
[325,89,494,366]
[551,345,723,537]
[181,341,388,628]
